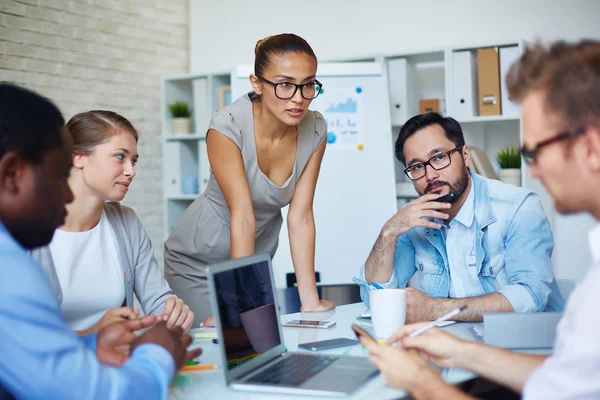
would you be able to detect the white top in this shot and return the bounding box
[50,210,125,330]
[523,223,600,399]
[440,185,483,298]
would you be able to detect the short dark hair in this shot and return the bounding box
[0,83,65,163]
[254,33,317,77]
[395,112,465,165]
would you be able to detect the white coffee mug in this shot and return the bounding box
[370,288,407,339]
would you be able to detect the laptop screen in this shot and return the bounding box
[212,259,281,371]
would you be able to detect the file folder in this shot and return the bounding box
[477,47,502,116]
[451,51,478,120]
[387,58,408,125]
[499,46,521,118]
[192,77,210,137]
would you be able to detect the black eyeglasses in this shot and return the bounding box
[404,146,464,180]
[257,76,323,100]
[520,128,586,166]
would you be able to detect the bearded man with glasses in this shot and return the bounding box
[355,112,564,323]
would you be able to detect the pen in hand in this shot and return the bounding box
[407,306,468,338]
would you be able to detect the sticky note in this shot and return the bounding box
[194,332,218,340]
[170,375,191,388]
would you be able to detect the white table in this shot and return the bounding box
[168,302,491,399]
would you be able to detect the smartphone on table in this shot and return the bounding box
[351,323,378,344]
[281,320,336,329]
[298,337,360,351]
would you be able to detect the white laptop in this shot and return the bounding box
[206,253,378,397]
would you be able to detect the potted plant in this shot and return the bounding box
[496,146,521,186]
[169,101,191,135]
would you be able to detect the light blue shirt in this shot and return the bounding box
[0,220,175,400]
[440,182,483,298]
[356,173,565,313]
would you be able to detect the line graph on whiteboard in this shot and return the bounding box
[312,87,364,150]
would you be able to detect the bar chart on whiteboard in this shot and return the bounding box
[314,87,364,151]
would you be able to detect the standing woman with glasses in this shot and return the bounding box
[165,33,335,326]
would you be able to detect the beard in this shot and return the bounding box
[423,167,470,204]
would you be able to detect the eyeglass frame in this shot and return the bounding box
[520,128,586,166]
[403,145,464,181]
[257,76,323,100]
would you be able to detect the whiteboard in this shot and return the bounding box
[232,62,397,288]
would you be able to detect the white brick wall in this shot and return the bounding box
[1,0,190,268]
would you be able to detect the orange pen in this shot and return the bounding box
[181,364,218,372]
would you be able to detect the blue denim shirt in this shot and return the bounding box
[0,220,174,400]
[356,173,565,313]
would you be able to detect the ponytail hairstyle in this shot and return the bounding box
[254,33,317,77]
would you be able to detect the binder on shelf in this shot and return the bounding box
[470,146,498,180]
[477,47,502,116]
[218,85,231,109]
[198,140,210,193]
[192,78,210,138]
[387,58,408,126]
[164,141,182,197]
[499,46,521,118]
[451,51,478,120]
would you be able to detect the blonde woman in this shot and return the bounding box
[32,110,194,333]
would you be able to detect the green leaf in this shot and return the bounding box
[496,146,521,169]
[168,101,191,118]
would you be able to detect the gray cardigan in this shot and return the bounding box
[31,202,175,317]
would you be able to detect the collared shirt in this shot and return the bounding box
[439,183,483,298]
[356,173,565,313]
[523,223,600,399]
[0,220,175,400]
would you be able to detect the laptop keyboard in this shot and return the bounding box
[246,354,338,387]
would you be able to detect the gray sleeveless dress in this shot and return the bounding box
[164,93,326,325]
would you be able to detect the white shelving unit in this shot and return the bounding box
[160,40,538,240]
[161,72,231,239]
[385,49,448,209]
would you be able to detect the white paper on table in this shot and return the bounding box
[473,325,484,337]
